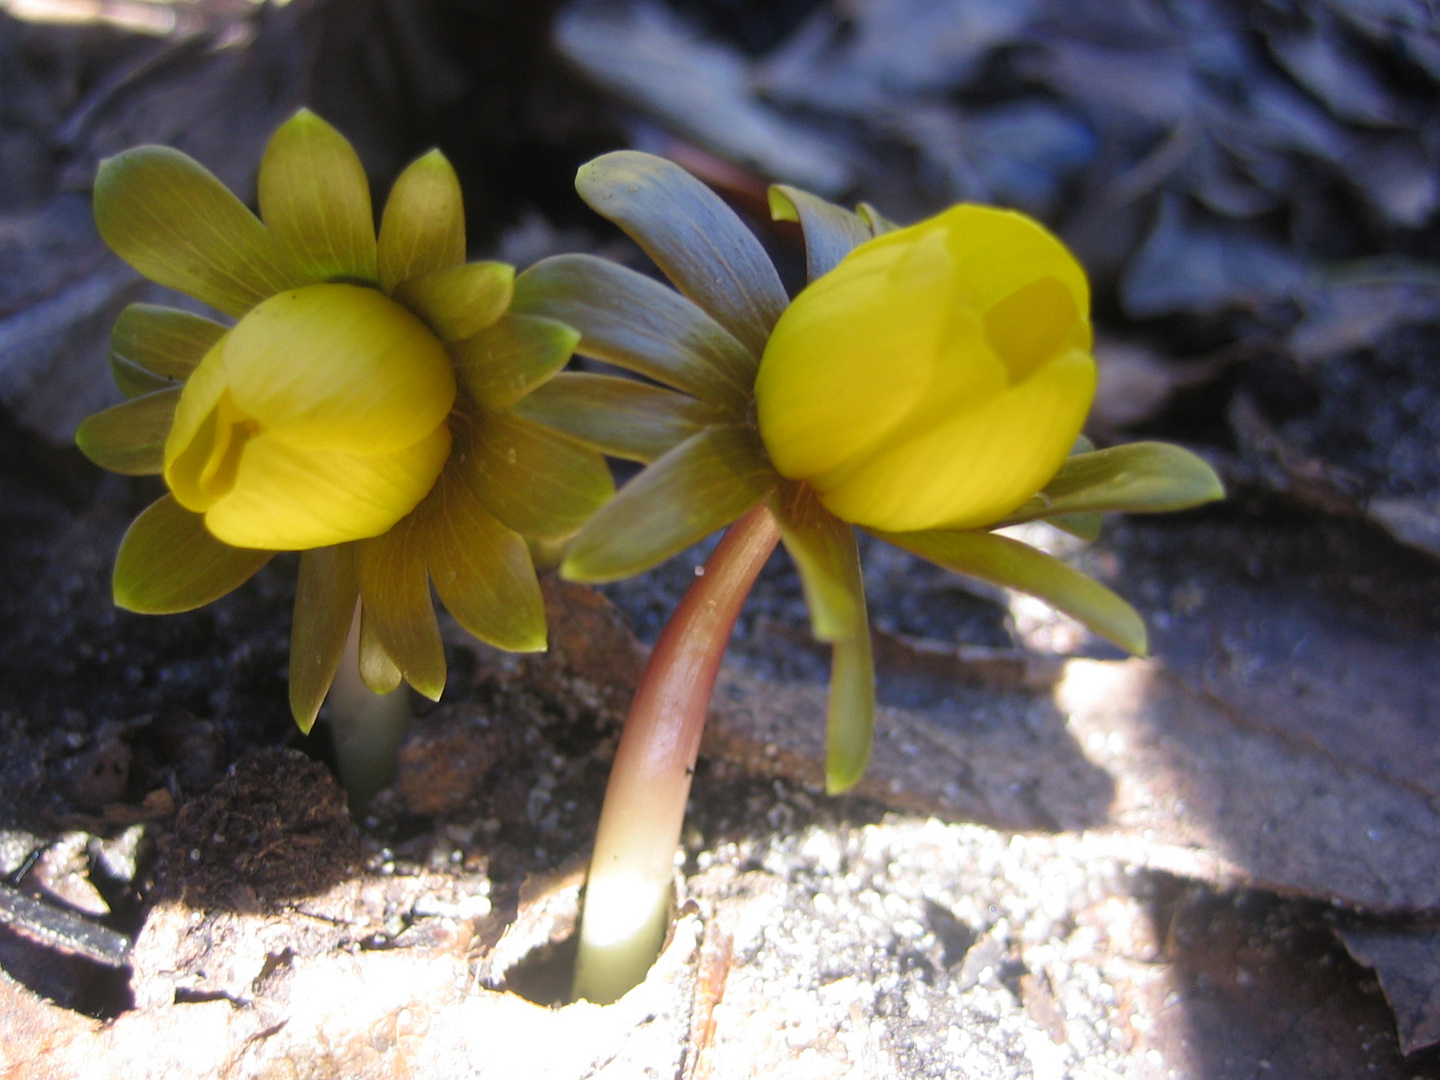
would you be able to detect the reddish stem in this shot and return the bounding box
[572,503,781,1002]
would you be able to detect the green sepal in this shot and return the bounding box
[113,494,273,613]
[290,543,360,733]
[75,387,180,475]
[826,632,875,795]
[393,261,515,344]
[511,254,753,413]
[561,425,776,583]
[423,473,547,653]
[110,303,226,396]
[574,151,788,359]
[873,527,1148,657]
[111,357,174,399]
[94,146,299,318]
[1000,442,1226,526]
[1048,512,1104,542]
[358,606,404,695]
[766,482,875,794]
[356,516,446,701]
[451,312,578,412]
[377,149,466,293]
[768,481,863,642]
[768,185,871,283]
[857,202,900,236]
[258,109,378,285]
[453,409,614,542]
[512,372,728,463]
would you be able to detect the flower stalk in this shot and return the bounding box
[325,605,412,810]
[572,503,780,1004]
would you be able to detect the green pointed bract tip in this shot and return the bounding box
[560,425,777,584]
[1003,442,1225,527]
[94,145,300,318]
[290,544,360,734]
[767,185,871,284]
[258,108,378,285]
[510,254,755,415]
[875,527,1149,658]
[378,149,467,293]
[113,495,274,615]
[575,151,788,359]
[75,387,180,476]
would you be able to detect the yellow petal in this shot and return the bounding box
[757,230,1004,482]
[216,284,455,453]
[198,422,452,550]
[815,350,1096,532]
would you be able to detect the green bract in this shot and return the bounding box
[523,151,1224,793]
[76,110,613,730]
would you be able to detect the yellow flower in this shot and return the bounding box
[755,205,1096,533]
[164,284,456,549]
[513,152,1224,791]
[75,110,614,728]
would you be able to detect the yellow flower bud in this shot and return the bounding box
[755,204,1097,533]
[164,284,456,550]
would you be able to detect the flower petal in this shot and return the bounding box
[356,515,445,700]
[198,423,452,551]
[94,146,298,317]
[511,254,753,413]
[768,481,863,642]
[826,632,875,795]
[453,409,613,541]
[999,442,1226,525]
[512,372,726,463]
[290,544,360,733]
[257,109,378,284]
[377,149,466,292]
[814,349,1096,533]
[873,527,1147,656]
[111,303,227,392]
[451,313,578,412]
[393,261,514,344]
[575,151,788,358]
[113,494,273,614]
[561,425,776,583]
[215,285,455,453]
[1048,512,1104,542]
[76,387,180,475]
[424,474,546,653]
[768,185,871,283]
[359,608,404,694]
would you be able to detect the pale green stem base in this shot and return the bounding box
[572,505,781,1004]
[327,605,411,811]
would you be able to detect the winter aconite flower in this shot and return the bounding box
[76,111,613,727]
[755,205,1096,534]
[516,151,1224,792]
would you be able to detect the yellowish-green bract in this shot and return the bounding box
[757,206,1096,534]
